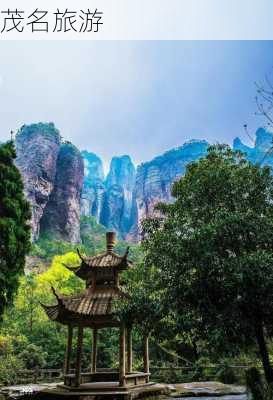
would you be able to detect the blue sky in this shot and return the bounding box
[0,41,273,170]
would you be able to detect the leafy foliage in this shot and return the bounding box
[0,141,31,319]
[31,216,142,264]
[116,262,166,334]
[142,144,273,382]
[19,344,47,369]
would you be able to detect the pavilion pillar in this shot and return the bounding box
[91,328,98,373]
[75,326,84,387]
[126,326,133,374]
[119,324,126,386]
[143,335,150,383]
[64,325,73,375]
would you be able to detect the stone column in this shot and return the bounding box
[143,335,149,383]
[91,328,98,373]
[126,326,133,374]
[64,325,73,375]
[75,326,84,387]
[119,324,126,386]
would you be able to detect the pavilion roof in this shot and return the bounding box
[41,285,128,327]
[78,247,132,268]
[65,246,132,282]
[42,232,132,328]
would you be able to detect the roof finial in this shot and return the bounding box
[106,231,116,253]
[10,130,14,141]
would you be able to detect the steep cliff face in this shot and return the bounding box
[15,123,61,240]
[80,153,136,239]
[233,128,273,167]
[17,123,273,244]
[80,141,209,240]
[80,151,105,221]
[40,142,84,243]
[133,140,209,233]
[15,123,84,243]
[101,155,136,238]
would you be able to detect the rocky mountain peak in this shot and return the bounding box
[80,151,105,221]
[232,128,273,166]
[233,137,252,154]
[15,123,273,244]
[15,123,61,240]
[255,127,273,150]
[105,155,135,189]
[15,123,84,243]
[40,142,84,243]
[101,155,136,238]
[131,139,209,239]
[82,150,104,181]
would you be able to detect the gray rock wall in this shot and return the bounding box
[15,123,61,240]
[16,124,273,243]
[132,140,209,238]
[80,151,105,220]
[15,124,84,243]
[40,142,84,243]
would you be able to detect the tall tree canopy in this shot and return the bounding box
[142,144,273,383]
[0,140,31,319]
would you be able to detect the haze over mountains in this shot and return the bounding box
[13,123,273,243]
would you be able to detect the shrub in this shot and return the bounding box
[0,355,24,385]
[216,360,237,384]
[246,367,264,400]
[18,344,47,369]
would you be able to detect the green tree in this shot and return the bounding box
[142,144,273,383]
[116,262,166,336]
[19,343,47,369]
[0,141,31,319]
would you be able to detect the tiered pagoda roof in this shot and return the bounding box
[42,232,131,328]
[71,247,131,281]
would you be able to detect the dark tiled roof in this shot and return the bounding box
[86,253,123,267]
[70,249,132,281]
[62,286,125,316]
[42,236,133,327]
[83,250,131,268]
[42,286,127,325]
[42,304,59,320]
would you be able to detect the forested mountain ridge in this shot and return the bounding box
[13,123,273,243]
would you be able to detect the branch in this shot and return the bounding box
[259,147,273,165]
[243,124,255,144]
[156,342,194,365]
[62,262,79,271]
[255,81,273,98]
[265,74,273,91]
[77,248,86,262]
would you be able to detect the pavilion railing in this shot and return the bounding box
[13,368,118,384]
[10,364,255,385]
[150,364,256,385]
[14,368,63,384]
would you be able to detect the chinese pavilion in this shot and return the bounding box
[42,232,150,391]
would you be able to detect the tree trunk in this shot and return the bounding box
[255,323,273,384]
[192,340,199,360]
